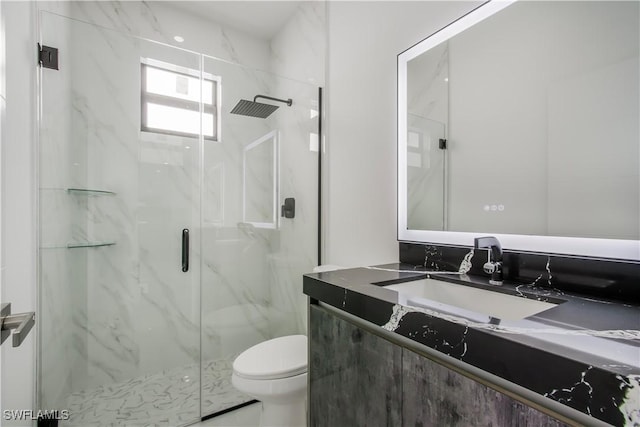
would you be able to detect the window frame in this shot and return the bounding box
[140,57,221,142]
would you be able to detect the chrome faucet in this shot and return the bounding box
[474,236,503,285]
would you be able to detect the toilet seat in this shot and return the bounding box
[233,335,307,380]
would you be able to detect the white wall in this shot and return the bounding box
[325,1,481,267]
[1,1,37,425]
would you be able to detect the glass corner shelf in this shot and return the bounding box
[67,241,116,249]
[66,188,116,196]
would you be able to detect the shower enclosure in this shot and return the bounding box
[38,11,319,426]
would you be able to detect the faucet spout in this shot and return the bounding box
[474,236,503,262]
[473,236,503,285]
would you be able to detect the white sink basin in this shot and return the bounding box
[384,278,558,321]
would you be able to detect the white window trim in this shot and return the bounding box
[140,57,221,142]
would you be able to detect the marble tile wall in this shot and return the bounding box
[270,1,326,86]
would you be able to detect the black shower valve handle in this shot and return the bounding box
[281,198,295,219]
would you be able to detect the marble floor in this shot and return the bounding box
[63,358,252,426]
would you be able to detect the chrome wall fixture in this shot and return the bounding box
[0,303,35,347]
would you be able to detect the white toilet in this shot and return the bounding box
[231,334,308,427]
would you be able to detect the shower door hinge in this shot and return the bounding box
[38,43,59,70]
[1,303,36,348]
[438,138,447,150]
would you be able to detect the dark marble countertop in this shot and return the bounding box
[303,263,640,427]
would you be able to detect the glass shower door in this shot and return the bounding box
[38,12,202,426]
[200,55,319,416]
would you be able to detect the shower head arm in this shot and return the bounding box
[253,95,293,107]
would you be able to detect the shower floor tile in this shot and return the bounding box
[64,358,252,427]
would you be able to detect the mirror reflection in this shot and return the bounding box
[402,1,639,241]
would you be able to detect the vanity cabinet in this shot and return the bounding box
[309,304,403,426]
[309,304,567,427]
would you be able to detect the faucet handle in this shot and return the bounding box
[483,262,498,275]
[483,261,503,285]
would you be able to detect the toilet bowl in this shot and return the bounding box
[232,335,308,427]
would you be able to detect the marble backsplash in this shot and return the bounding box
[399,242,640,304]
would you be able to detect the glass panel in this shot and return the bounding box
[38,12,201,426]
[200,55,318,416]
[39,9,319,425]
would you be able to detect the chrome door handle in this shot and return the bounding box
[0,303,36,348]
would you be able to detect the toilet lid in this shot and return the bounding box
[233,335,307,380]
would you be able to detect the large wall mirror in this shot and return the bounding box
[398,0,640,260]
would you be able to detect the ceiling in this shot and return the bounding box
[169,1,304,40]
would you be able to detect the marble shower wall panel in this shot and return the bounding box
[69,1,326,86]
[270,1,326,86]
[67,1,270,72]
[244,137,275,225]
[68,19,140,389]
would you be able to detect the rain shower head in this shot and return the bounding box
[230,95,293,119]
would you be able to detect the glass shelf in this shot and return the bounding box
[41,242,116,249]
[67,188,116,196]
[67,241,116,249]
